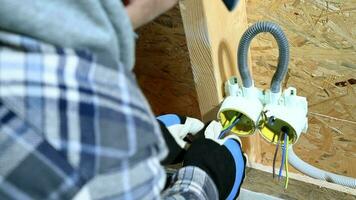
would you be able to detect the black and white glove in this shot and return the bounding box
[157,114,204,165]
[183,121,247,200]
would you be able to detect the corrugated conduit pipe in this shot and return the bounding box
[239,21,356,188]
[289,147,356,188]
[238,21,289,92]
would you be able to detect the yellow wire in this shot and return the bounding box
[222,115,237,130]
[222,118,229,127]
[284,135,289,189]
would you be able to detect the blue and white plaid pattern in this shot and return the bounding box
[162,167,218,199]
[0,31,218,199]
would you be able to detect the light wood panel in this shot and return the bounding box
[179,0,262,162]
[243,167,356,199]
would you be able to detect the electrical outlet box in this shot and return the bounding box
[259,87,308,145]
[218,76,263,136]
[219,76,308,144]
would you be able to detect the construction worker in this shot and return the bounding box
[0,0,246,199]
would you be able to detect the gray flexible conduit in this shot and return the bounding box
[238,21,289,93]
[238,21,356,188]
[289,146,356,188]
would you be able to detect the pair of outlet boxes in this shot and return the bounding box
[218,76,308,145]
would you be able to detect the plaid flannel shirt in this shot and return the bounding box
[0,31,218,199]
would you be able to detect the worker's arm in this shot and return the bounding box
[0,31,169,199]
[125,0,179,29]
[163,166,219,199]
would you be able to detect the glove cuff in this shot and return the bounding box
[157,114,186,127]
[223,139,246,200]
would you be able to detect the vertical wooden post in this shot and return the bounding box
[179,0,261,162]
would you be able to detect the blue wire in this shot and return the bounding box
[218,115,242,139]
[278,132,288,178]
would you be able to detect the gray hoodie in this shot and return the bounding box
[0,0,135,70]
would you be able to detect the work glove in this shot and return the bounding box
[157,114,204,165]
[183,121,247,200]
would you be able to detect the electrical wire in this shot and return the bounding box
[219,114,242,139]
[278,132,287,180]
[222,115,237,130]
[272,131,283,179]
[219,117,240,139]
[284,134,289,189]
[272,134,280,179]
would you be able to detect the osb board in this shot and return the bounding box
[134,0,356,180]
[246,0,356,178]
[134,6,201,118]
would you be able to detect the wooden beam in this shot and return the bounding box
[166,163,356,197]
[243,164,356,198]
[179,0,262,162]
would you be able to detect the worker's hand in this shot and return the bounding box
[157,114,204,165]
[183,120,247,200]
[125,0,179,29]
[203,120,242,145]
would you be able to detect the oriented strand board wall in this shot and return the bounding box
[135,0,356,178]
[247,0,356,178]
[134,6,201,118]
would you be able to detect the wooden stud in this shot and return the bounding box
[179,0,262,162]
